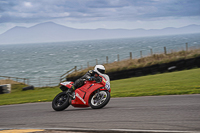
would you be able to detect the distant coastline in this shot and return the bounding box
[0,22,200,45]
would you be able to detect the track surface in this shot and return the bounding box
[0,94,200,132]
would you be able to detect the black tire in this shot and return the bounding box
[89,90,110,109]
[52,91,70,111]
[22,86,34,91]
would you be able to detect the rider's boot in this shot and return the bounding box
[67,85,75,94]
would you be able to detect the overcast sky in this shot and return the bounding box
[0,0,200,34]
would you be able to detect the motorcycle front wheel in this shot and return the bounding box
[89,90,110,109]
[52,91,70,111]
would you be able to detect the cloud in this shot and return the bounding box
[140,0,200,19]
[24,2,32,7]
[0,0,200,24]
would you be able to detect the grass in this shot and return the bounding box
[111,68,200,97]
[0,84,60,105]
[0,68,200,106]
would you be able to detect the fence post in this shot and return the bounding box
[150,49,153,56]
[164,47,167,55]
[140,51,143,58]
[117,54,120,61]
[75,66,77,72]
[186,43,188,51]
[130,52,132,60]
[49,77,51,86]
[96,59,98,65]
[87,62,89,68]
[106,56,108,64]
[38,77,41,87]
[60,76,62,82]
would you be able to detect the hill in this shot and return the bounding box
[0,22,200,44]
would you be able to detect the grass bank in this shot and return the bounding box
[68,48,200,78]
[0,68,200,106]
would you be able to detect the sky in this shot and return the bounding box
[0,0,200,34]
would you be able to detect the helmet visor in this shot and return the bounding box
[97,68,105,74]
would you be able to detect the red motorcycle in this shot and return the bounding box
[52,75,111,111]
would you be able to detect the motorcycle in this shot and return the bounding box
[52,75,111,111]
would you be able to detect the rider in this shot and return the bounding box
[68,65,108,94]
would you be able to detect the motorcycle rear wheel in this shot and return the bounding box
[52,91,70,111]
[89,90,110,109]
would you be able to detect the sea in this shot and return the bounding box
[0,33,200,86]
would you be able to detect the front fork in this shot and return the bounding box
[93,89,100,99]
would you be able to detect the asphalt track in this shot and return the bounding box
[0,94,200,133]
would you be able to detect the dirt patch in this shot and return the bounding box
[0,79,24,85]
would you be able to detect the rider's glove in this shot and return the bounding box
[88,76,94,81]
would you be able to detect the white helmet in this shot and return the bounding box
[94,65,105,75]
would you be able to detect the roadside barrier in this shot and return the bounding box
[108,56,200,81]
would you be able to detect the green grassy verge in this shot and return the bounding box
[111,68,200,97]
[0,68,200,105]
[0,85,60,105]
